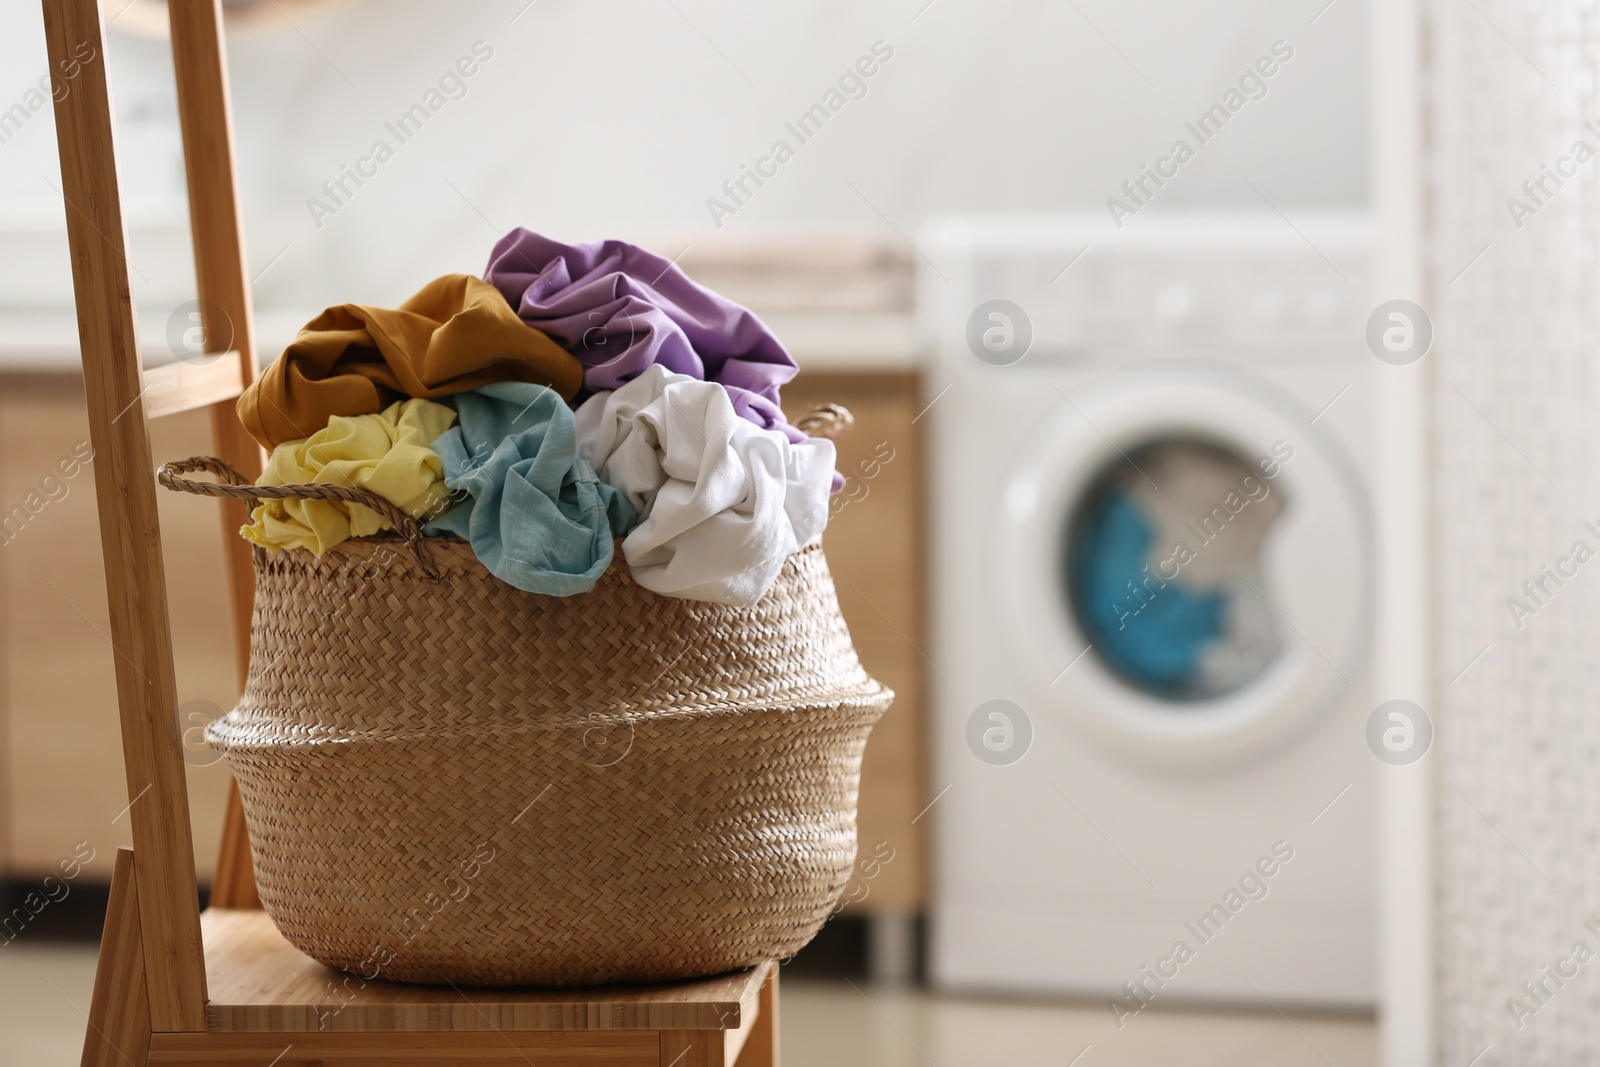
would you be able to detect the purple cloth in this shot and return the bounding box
[485,229,804,442]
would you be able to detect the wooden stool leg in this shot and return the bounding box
[166,0,267,916]
[44,0,209,1028]
[735,970,779,1067]
[209,781,262,909]
[80,849,151,1067]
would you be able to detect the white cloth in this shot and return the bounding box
[574,365,835,605]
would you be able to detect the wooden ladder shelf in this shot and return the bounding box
[44,1,778,1063]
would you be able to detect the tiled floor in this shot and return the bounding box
[781,979,1376,1066]
[0,946,1376,1067]
[2,945,102,1067]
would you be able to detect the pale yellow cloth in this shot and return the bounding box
[242,398,457,554]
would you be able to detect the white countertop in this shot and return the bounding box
[0,309,920,375]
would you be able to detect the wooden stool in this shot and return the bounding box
[43,1,779,1063]
[88,848,777,1065]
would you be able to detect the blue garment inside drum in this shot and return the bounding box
[1069,490,1226,695]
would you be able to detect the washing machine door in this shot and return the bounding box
[995,366,1370,766]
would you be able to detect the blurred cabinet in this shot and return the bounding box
[0,368,927,915]
[785,371,925,916]
[0,374,237,881]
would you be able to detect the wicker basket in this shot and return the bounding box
[160,450,892,987]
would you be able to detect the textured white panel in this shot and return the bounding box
[1428,1,1600,1063]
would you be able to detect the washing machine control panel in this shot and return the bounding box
[924,213,1372,365]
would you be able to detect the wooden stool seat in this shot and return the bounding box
[90,849,777,1066]
[197,908,769,1037]
[181,912,775,1065]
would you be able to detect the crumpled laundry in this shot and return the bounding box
[242,398,456,555]
[573,365,835,606]
[1070,488,1237,697]
[239,273,583,450]
[425,382,635,596]
[484,229,805,442]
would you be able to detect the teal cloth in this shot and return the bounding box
[425,382,636,596]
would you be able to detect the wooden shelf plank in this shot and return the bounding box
[660,1029,723,1067]
[200,909,770,1034]
[147,1030,659,1065]
[142,355,245,419]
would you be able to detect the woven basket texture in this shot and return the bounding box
[209,535,892,986]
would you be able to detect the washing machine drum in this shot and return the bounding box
[996,369,1370,763]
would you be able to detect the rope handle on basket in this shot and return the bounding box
[155,404,852,582]
[795,403,854,440]
[156,456,441,580]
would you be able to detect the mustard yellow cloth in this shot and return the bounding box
[238,274,583,450]
[242,398,457,555]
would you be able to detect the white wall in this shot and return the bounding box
[0,0,1367,330]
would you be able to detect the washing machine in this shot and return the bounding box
[922,214,1377,1008]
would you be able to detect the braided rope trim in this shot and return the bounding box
[158,455,440,579]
